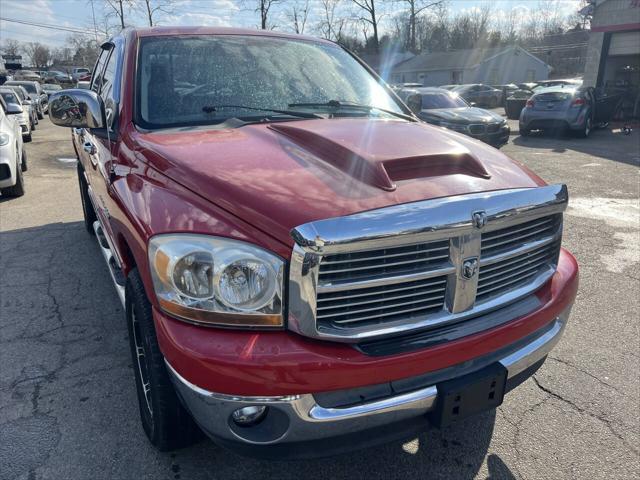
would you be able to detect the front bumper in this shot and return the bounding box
[168,310,571,459]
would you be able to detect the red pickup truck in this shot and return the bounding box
[48,27,578,458]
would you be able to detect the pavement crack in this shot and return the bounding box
[547,356,622,393]
[532,376,639,455]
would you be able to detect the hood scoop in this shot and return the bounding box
[269,121,490,192]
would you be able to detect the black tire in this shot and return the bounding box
[77,162,97,234]
[519,126,530,137]
[31,120,36,131]
[125,269,203,451]
[21,148,27,172]
[576,116,592,138]
[1,157,25,197]
[37,108,43,120]
[24,132,32,143]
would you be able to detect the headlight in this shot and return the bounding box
[148,234,284,328]
[0,133,10,146]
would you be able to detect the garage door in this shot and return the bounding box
[609,31,640,55]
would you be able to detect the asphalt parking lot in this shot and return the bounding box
[1,116,638,480]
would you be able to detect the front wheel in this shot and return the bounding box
[126,269,203,451]
[37,108,43,120]
[519,126,530,137]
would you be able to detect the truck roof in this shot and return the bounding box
[126,26,334,45]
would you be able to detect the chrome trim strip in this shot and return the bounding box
[307,386,438,422]
[291,185,567,254]
[317,265,453,293]
[318,254,449,275]
[92,221,125,307]
[479,232,559,266]
[500,316,566,378]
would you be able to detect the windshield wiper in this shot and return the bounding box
[287,100,416,121]
[202,104,321,120]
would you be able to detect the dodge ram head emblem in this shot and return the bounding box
[472,211,487,229]
[462,258,479,279]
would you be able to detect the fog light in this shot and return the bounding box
[232,406,268,426]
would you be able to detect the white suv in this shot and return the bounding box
[0,97,26,197]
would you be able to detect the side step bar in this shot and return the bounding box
[92,221,126,307]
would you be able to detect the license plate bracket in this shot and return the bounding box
[429,363,507,428]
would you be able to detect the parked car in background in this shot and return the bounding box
[42,83,63,97]
[0,96,26,197]
[42,70,74,86]
[49,28,577,458]
[4,80,47,119]
[517,83,538,91]
[520,86,597,137]
[403,87,510,147]
[453,84,504,108]
[0,88,32,142]
[71,67,91,82]
[4,84,38,130]
[76,81,91,90]
[14,70,41,81]
[535,78,582,90]
[78,72,92,82]
[493,84,519,106]
[439,84,459,90]
[505,89,534,119]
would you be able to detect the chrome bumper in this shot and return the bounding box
[167,312,569,450]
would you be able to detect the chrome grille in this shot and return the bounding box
[477,240,560,301]
[481,215,561,258]
[318,240,449,284]
[316,276,447,327]
[288,185,568,342]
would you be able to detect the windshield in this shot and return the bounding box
[0,92,18,105]
[136,35,403,129]
[8,82,36,94]
[7,87,25,101]
[421,92,467,109]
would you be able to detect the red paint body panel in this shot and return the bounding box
[155,249,578,396]
[134,119,545,247]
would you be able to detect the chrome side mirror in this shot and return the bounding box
[48,89,104,129]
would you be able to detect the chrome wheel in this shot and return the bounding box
[131,311,153,417]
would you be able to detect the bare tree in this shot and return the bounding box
[349,0,381,53]
[137,0,173,26]
[253,0,281,30]
[318,0,343,41]
[1,39,22,57]
[24,42,51,69]
[104,0,132,30]
[399,0,444,52]
[287,0,310,34]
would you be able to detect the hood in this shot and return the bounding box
[420,107,505,124]
[134,118,544,247]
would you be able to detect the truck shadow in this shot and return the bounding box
[172,409,516,479]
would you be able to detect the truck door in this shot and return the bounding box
[81,41,122,253]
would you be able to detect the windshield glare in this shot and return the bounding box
[137,35,403,128]
[0,92,18,105]
[422,92,467,109]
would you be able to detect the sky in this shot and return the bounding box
[0,0,583,48]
